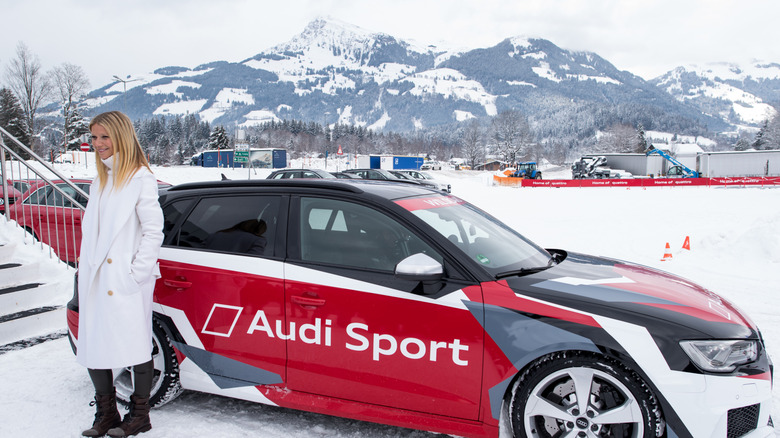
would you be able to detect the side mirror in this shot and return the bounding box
[395,253,443,282]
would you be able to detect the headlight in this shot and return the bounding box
[680,340,758,373]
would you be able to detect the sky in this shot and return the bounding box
[1,0,780,90]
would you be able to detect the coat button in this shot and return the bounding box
[107,290,114,296]
[107,258,112,264]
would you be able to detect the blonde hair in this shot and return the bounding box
[89,111,152,190]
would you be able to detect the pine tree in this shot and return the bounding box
[0,87,31,159]
[208,125,229,150]
[64,104,90,150]
[753,120,768,150]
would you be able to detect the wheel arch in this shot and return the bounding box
[499,349,669,438]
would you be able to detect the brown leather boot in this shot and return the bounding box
[106,394,152,437]
[82,390,122,437]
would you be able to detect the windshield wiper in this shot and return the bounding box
[495,266,550,279]
[495,257,556,279]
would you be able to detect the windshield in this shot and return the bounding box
[395,195,551,276]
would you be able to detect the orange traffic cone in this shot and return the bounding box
[682,236,691,251]
[661,242,673,261]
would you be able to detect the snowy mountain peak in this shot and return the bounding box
[274,16,384,54]
[651,62,780,127]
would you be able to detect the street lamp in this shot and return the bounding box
[112,75,141,112]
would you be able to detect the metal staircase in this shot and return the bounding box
[1,126,85,353]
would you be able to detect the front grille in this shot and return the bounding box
[727,403,760,438]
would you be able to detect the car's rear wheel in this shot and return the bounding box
[509,352,663,438]
[114,319,183,408]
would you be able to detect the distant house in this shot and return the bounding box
[474,160,506,171]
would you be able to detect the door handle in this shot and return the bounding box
[163,279,192,290]
[292,295,326,308]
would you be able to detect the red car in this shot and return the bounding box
[8,179,91,264]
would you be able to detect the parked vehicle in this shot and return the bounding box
[394,169,451,192]
[420,161,441,170]
[646,147,699,178]
[8,179,92,264]
[571,156,633,179]
[66,179,774,438]
[7,179,171,264]
[341,168,423,187]
[510,162,542,179]
[266,168,336,179]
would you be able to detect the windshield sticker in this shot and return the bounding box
[476,254,490,264]
[395,196,465,211]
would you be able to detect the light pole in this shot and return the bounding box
[112,75,141,113]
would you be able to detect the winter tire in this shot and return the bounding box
[509,352,664,438]
[114,319,183,408]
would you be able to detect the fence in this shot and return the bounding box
[493,175,780,188]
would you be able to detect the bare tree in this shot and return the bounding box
[489,110,533,164]
[3,42,52,154]
[461,119,484,168]
[51,63,91,150]
[596,123,637,153]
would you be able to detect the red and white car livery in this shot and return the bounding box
[68,179,774,438]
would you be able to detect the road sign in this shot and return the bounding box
[337,145,343,155]
[80,143,90,152]
[234,142,249,162]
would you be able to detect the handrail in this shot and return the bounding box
[1,126,89,212]
[1,125,91,267]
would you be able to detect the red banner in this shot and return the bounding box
[492,176,780,188]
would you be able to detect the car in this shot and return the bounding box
[8,179,91,264]
[394,169,451,192]
[7,179,172,264]
[420,161,441,170]
[330,171,360,179]
[266,168,336,179]
[341,168,427,188]
[66,179,775,438]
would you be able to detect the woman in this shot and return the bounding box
[77,111,164,437]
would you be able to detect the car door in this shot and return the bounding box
[284,195,484,420]
[155,194,288,388]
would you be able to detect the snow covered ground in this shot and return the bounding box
[1,160,778,437]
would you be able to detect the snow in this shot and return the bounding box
[240,110,280,127]
[152,99,207,117]
[146,80,202,98]
[401,68,498,116]
[1,161,779,437]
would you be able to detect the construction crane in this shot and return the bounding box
[646,146,699,178]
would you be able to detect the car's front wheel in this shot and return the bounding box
[509,352,664,438]
[114,319,183,408]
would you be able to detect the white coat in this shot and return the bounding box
[76,166,164,370]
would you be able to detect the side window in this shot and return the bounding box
[46,184,76,208]
[175,195,280,257]
[299,197,442,271]
[162,199,195,242]
[24,187,49,206]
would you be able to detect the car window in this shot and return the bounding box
[299,197,442,272]
[23,186,48,206]
[48,184,83,208]
[162,199,195,241]
[174,195,281,256]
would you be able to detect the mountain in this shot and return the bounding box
[81,17,768,139]
[651,62,780,131]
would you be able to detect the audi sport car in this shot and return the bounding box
[67,179,775,438]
